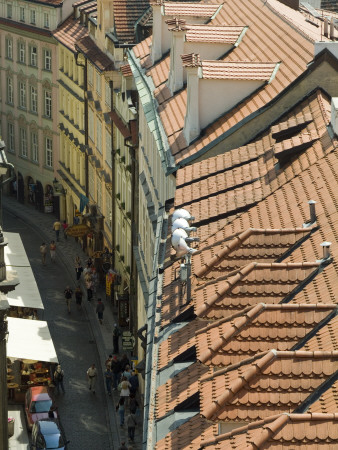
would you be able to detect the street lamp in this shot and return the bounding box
[52,177,67,196]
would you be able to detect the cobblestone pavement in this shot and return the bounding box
[4,195,143,450]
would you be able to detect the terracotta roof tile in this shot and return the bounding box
[113,0,150,44]
[53,16,88,53]
[200,60,277,81]
[198,413,338,449]
[162,2,221,18]
[184,25,246,44]
[76,36,114,72]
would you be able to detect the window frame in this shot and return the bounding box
[44,90,52,119]
[19,6,25,22]
[31,132,38,162]
[6,3,12,19]
[30,10,36,25]
[30,86,38,113]
[18,42,26,64]
[45,137,53,167]
[19,81,27,109]
[30,46,37,67]
[6,38,13,60]
[7,123,15,152]
[44,12,50,28]
[7,77,13,104]
[44,49,52,71]
[20,127,28,157]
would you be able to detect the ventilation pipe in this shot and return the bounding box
[320,241,332,260]
[308,200,317,224]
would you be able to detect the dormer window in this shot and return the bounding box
[7,3,12,19]
[44,12,50,29]
[20,7,25,22]
[30,10,36,25]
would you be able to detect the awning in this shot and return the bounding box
[4,232,44,310]
[7,317,58,363]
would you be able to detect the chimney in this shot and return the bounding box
[151,1,163,63]
[167,18,187,94]
[182,54,201,143]
[320,241,331,260]
[308,200,316,223]
[331,98,338,136]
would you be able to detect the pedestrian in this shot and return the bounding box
[86,257,93,268]
[104,366,113,396]
[85,275,93,301]
[118,441,128,450]
[96,298,105,324]
[40,243,47,265]
[53,219,61,242]
[105,354,113,369]
[50,240,56,263]
[111,356,121,390]
[116,397,125,427]
[54,364,65,394]
[64,286,73,314]
[126,411,137,442]
[122,365,132,380]
[120,354,130,372]
[129,371,139,396]
[87,363,97,393]
[129,393,139,414]
[113,324,121,354]
[75,256,83,281]
[91,267,98,295]
[62,220,68,240]
[75,285,83,310]
[119,376,131,407]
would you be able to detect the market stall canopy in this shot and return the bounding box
[7,317,58,363]
[4,232,43,310]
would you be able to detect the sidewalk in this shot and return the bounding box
[4,195,143,450]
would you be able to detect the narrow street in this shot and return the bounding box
[4,204,113,449]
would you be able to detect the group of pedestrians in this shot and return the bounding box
[39,241,57,265]
[104,353,140,444]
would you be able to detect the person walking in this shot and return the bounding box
[96,298,105,325]
[87,363,97,393]
[54,364,65,394]
[113,324,121,354]
[119,376,131,407]
[75,285,83,310]
[104,366,113,396]
[50,240,56,263]
[129,393,139,415]
[111,356,121,391]
[53,219,61,242]
[126,411,137,442]
[129,371,139,396]
[75,256,83,281]
[40,243,47,265]
[105,354,113,369]
[64,286,73,314]
[85,275,93,301]
[116,397,125,427]
[62,220,68,240]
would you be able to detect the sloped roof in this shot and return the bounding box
[198,413,338,449]
[113,0,150,44]
[76,35,114,72]
[132,0,319,165]
[158,303,338,370]
[53,15,88,53]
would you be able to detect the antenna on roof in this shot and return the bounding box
[171,208,199,303]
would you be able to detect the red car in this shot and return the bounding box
[25,386,57,430]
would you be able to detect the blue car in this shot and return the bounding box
[31,419,69,450]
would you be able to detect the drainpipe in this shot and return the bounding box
[110,80,116,273]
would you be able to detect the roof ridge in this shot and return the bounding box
[198,303,266,363]
[181,53,201,68]
[248,413,290,449]
[203,349,277,420]
[195,262,257,317]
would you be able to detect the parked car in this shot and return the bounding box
[31,419,69,449]
[25,386,57,430]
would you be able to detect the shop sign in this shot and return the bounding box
[122,331,135,350]
[66,224,91,237]
[106,275,112,295]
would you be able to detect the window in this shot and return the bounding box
[96,71,101,96]
[44,13,49,28]
[97,119,102,153]
[7,78,13,104]
[106,191,112,229]
[19,82,26,109]
[30,86,37,113]
[20,7,25,22]
[105,129,112,167]
[19,42,25,64]
[6,38,13,59]
[97,178,102,210]
[44,91,52,118]
[7,123,14,152]
[44,49,51,71]
[20,128,27,157]
[30,46,37,67]
[88,108,94,141]
[30,10,36,25]
[31,132,38,161]
[88,64,93,86]
[6,3,12,18]
[45,138,52,167]
[105,81,111,108]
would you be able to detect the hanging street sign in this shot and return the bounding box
[66,224,92,237]
[122,331,135,350]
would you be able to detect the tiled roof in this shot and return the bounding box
[199,60,278,81]
[53,16,88,53]
[76,36,114,72]
[158,303,338,370]
[162,2,221,18]
[185,25,246,44]
[132,0,317,165]
[113,0,150,44]
[121,64,133,77]
[199,413,338,449]
[200,350,338,421]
